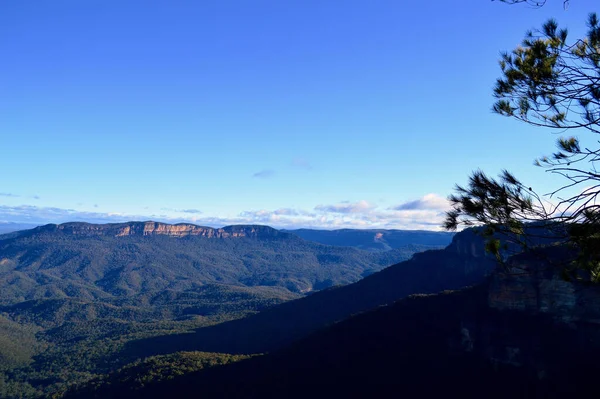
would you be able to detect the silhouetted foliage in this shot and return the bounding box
[446,13,600,282]
[493,0,570,8]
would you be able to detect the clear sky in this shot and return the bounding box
[1,0,596,230]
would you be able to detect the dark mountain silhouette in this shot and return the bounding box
[74,271,600,399]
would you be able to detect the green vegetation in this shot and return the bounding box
[67,352,253,398]
[0,315,41,371]
[0,277,294,397]
[78,279,600,399]
[117,233,494,358]
[0,313,232,397]
[0,223,440,397]
[0,223,418,305]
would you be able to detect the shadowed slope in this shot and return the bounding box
[120,228,495,357]
[77,277,600,399]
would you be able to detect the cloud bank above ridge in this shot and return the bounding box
[0,194,451,231]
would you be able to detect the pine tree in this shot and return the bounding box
[446,13,600,281]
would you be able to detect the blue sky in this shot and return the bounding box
[1,0,596,230]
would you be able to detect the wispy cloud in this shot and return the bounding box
[306,196,452,230]
[0,194,453,231]
[0,204,206,227]
[291,157,312,170]
[315,200,375,214]
[273,208,314,216]
[392,193,450,212]
[0,205,137,224]
[160,207,203,214]
[0,193,43,200]
[180,209,202,214]
[252,169,275,179]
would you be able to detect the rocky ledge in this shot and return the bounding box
[488,246,600,324]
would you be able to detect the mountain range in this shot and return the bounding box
[3,221,595,399]
[284,227,454,251]
[0,221,458,396]
[0,223,39,236]
[0,221,462,396]
[0,222,428,309]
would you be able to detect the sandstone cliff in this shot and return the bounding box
[31,221,285,239]
[488,246,600,324]
[453,245,600,392]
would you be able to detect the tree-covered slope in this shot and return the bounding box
[0,284,298,328]
[0,221,436,396]
[83,279,600,399]
[0,315,41,371]
[0,222,420,309]
[67,351,253,397]
[120,228,495,358]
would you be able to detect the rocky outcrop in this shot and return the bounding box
[488,246,600,324]
[32,222,286,239]
[443,245,600,390]
[445,228,487,258]
[443,227,600,323]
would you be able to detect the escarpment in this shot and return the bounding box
[30,222,285,239]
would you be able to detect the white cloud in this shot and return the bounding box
[0,205,143,225]
[314,200,375,214]
[180,209,202,214]
[391,193,450,212]
[0,194,453,231]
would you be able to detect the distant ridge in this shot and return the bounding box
[0,222,40,236]
[285,228,454,251]
[0,221,421,305]
[27,221,287,239]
